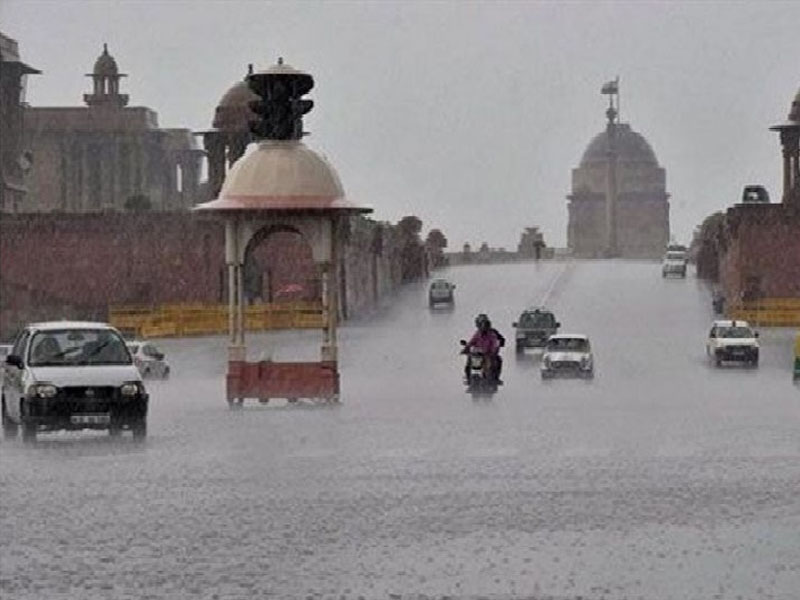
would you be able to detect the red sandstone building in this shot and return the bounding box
[19,45,203,213]
[0,43,421,339]
[719,87,800,301]
[0,31,39,212]
[696,86,800,304]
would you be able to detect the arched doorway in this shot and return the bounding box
[243,225,319,305]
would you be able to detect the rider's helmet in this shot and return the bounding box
[475,313,491,331]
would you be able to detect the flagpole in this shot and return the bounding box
[616,76,621,123]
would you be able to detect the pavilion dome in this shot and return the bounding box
[194,140,368,212]
[580,123,659,167]
[93,44,119,76]
[222,140,343,199]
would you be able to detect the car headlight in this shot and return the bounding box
[120,382,143,397]
[28,383,58,399]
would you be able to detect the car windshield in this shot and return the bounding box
[717,326,755,339]
[547,337,588,351]
[143,345,162,358]
[520,312,555,328]
[28,329,132,367]
[666,252,685,260]
[431,281,449,289]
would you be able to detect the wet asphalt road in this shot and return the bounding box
[2,260,800,600]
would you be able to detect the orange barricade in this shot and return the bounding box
[109,302,324,338]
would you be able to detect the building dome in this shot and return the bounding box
[93,44,118,76]
[788,87,800,123]
[580,123,659,167]
[212,79,259,132]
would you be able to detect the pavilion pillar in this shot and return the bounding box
[225,218,246,360]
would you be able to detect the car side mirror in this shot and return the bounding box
[555,322,561,328]
[755,332,759,338]
[6,354,23,369]
[459,339,467,346]
[451,285,456,289]
[512,322,518,328]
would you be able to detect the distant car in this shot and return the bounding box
[2,321,148,442]
[706,320,759,367]
[513,308,560,352]
[662,250,687,278]
[428,279,455,307]
[127,340,170,379]
[541,334,594,379]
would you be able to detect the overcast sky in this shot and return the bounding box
[2,0,798,249]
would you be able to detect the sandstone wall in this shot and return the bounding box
[0,212,409,339]
[718,204,800,301]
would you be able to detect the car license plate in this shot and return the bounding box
[71,414,110,425]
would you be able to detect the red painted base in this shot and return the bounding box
[226,360,340,402]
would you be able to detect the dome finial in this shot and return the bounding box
[278,56,284,66]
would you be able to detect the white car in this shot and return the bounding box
[541,334,594,379]
[127,340,170,379]
[662,251,687,277]
[1,321,148,442]
[706,320,759,367]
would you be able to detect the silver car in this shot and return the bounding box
[127,340,170,379]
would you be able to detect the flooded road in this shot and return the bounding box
[2,261,799,599]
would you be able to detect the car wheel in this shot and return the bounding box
[1,396,18,437]
[715,356,722,367]
[516,343,525,354]
[131,419,147,441]
[20,400,37,443]
[21,420,37,443]
[108,423,123,437]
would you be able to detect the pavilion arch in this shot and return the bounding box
[242,222,319,304]
[235,217,336,267]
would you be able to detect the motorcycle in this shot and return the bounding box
[460,340,498,396]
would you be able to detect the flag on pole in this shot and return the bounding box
[600,79,618,95]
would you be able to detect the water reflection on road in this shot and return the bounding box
[2,261,799,599]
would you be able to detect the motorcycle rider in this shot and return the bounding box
[463,314,503,383]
